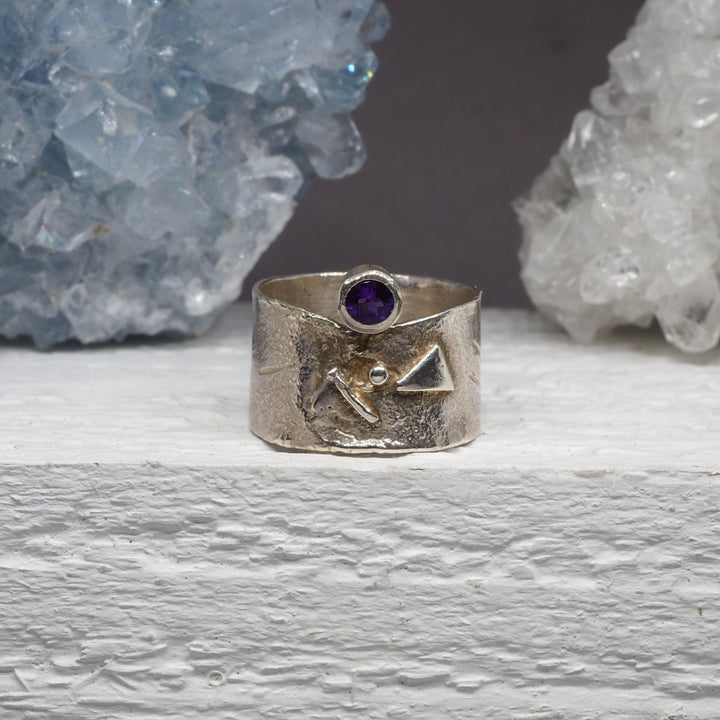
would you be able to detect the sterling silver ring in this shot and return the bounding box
[250,265,482,454]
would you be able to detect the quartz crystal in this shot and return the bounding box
[516,0,720,353]
[0,0,389,347]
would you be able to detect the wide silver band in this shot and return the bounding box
[250,270,481,454]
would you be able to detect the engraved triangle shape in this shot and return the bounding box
[396,345,455,393]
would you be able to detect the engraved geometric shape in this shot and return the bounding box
[396,345,455,394]
[327,368,380,425]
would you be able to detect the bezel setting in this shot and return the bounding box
[338,265,403,334]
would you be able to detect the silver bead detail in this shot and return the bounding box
[369,363,389,386]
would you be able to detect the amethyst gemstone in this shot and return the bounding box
[344,280,395,325]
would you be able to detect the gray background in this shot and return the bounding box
[244,0,645,307]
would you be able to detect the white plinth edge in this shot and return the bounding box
[0,305,718,719]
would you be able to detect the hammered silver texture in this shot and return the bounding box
[250,273,481,454]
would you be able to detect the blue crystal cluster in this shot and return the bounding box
[0,0,388,347]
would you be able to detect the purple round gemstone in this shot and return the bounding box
[344,279,395,326]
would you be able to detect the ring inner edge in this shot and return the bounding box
[258,274,478,325]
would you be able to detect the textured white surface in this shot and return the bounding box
[1,305,719,719]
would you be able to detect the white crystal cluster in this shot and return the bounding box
[516,0,720,353]
[0,0,388,347]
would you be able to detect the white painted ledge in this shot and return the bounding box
[0,305,718,719]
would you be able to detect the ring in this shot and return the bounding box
[250,265,481,454]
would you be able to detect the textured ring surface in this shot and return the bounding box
[250,269,481,454]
